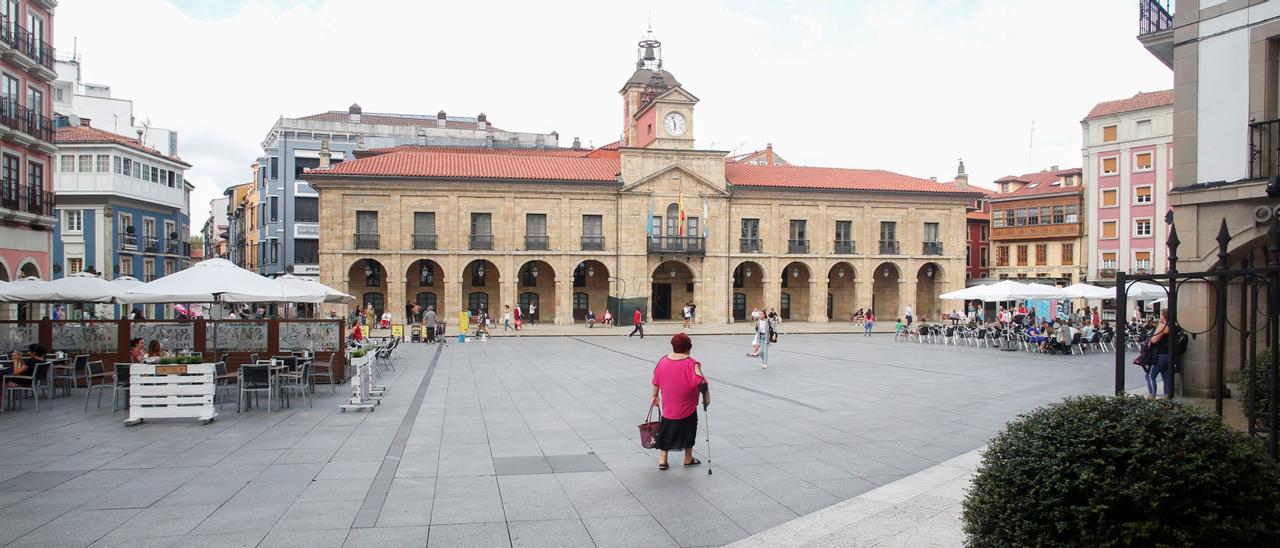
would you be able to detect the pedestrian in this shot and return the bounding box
[130,308,145,321]
[503,305,512,331]
[682,303,691,328]
[756,311,774,368]
[424,306,437,343]
[380,310,392,329]
[629,308,645,338]
[650,332,709,470]
[1146,310,1173,399]
[690,302,697,324]
[587,309,596,327]
[904,304,914,327]
[767,308,778,324]
[364,304,375,328]
[513,304,522,330]
[405,301,415,324]
[1093,306,1101,328]
[864,311,875,336]
[747,313,761,357]
[603,309,613,327]
[529,303,537,325]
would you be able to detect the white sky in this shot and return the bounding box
[56,0,1171,234]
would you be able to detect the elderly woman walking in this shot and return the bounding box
[650,333,710,470]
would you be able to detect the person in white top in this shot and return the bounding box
[756,315,773,369]
[905,304,914,326]
[529,303,537,325]
[747,308,761,356]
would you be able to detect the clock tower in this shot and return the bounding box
[619,29,698,149]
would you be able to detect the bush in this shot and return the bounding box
[1240,351,1273,430]
[963,395,1280,547]
[350,348,368,359]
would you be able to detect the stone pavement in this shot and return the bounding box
[0,333,1145,547]
[371,318,900,339]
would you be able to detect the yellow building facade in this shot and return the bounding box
[311,40,980,326]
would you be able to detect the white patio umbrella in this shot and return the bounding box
[1123,281,1169,300]
[1058,283,1114,300]
[124,258,317,303]
[0,276,49,302]
[276,274,353,304]
[939,284,993,301]
[960,280,1035,302]
[1,272,128,303]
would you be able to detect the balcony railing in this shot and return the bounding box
[470,234,494,250]
[1099,268,1117,279]
[834,240,855,254]
[787,239,810,254]
[354,232,379,249]
[740,237,761,253]
[142,236,160,254]
[412,234,437,250]
[0,185,53,217]
[1138,0,1173,37]
[581,235,605,251]
[119,233,137,250]
[0,18,55,71]
[164,240,190,256]
[923,241,943,256]
[1250,118,1280,179]
[525,234,549,251]
[0,98,53,142]
[879,240,900,254]
[648,236,706,255]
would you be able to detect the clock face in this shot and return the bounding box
[664,112,686,137]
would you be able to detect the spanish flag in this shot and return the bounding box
[677,193,686,237]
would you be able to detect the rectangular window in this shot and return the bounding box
[120,257,133,277]
[1136,119,1152,138]
[27,87,41,118]
[1102,157,1118,175]
[526,213,547,236]
[996,245,1009,267]
[269,157,278,180]
[59,154,73,172]
[63,210,82,232]
[789,219,806,240]
[295,239,318,264]
[77,154,92,173]
[879,221,896,241]
[1016,208,1027,226]
[583,214,603,236]
[1016,244,1028,266]
[27,161,42,205]
[68,257,83,275]
[1102,252,1117,270]
[293,157,319,179]
[686,217,700,238]
[165,260,174,277]
[923,222,939,242]
[1035,244,1048,266]
[113,156,121,174]
[1102,220,1118,239]
[150,166,158,183]
[1065,205,1078,223]
[1061,243,1074,265]
[741,218,760,239]
[96,155,109,173]
[1103,125,1117,142]
[1026,208,1039,225]
[268,196,278,222]
[1135,251,1152,271]
[164,220,175,240]
[414,212,436,235]
[992,210,1004,228]
[650,216,662,237]
[269,239,279,264]
[356,211,378,234]
[1135,186,1153,204]
[1135,218,1152,237]
[1134,152,1153,171]
[980,225,989,241]
[121,158,131,177]
[1102,189,1118,207]
[980,247,990,267]
[471,212,492,235]
[143,218,156,239]
[294,197,318,222]
[1052,205,1064,224]
[835,220,852,241]
[965,245,971,265]
[143,259,155,282]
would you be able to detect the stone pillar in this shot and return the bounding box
[442,276,458,321]
[901,278,917,320]
[809,279,826,322]
[502,275,515,324]
[556,275,573,325]
[387,256,407,325]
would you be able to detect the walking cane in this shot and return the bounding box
[704,402,712,475]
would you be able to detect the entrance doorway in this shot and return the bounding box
[573,292,589,321]
[733,293,746,321]
[652,283,672,319]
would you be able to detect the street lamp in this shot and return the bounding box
[476,263,485,279]
[837,268,845,278]
[669,268,676,278]
[744,266,752,278]
[926,267,935,278]
[882,268,890,278]
[791,267,799,278]
[530,264,539,278]
[587,265,595,277]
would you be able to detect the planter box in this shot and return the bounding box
[126,362,217,426]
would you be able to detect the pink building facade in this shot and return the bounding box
[1082,91,1173,285]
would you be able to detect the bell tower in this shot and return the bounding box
[620,28,694,148]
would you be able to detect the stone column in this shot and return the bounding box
[901,278,917,320]
[556,275,574,325]
[809,279,826,322]
[387,256,407,325]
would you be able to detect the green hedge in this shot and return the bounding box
[1240,351,1273,430]
[963,395,1280,547]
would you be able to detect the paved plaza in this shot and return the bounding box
[0,333,1144,547]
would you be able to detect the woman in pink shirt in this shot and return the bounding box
[650,333,710,470]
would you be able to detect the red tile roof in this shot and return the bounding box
[725,163,972,194]
[360,145,591,157]
[1085,90,1174,119]
[298,111,503,131]
[990,168,1083,199]
[309,150,619,182]
[55,125,191,167]
[967,210,991,221]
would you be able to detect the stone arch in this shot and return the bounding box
[17,258,40,279]
[827,261,858,321]
[407,258,443,318]
[348,258,388,319]
[872,261,902,320]
[0,257,10,282]
[732,260,767,321]
[572,260,610,321]
[780,261,813,321]
[463,259,500,316]
[517,260,556,323]
[651,260,696,320]
[916,262,944,322]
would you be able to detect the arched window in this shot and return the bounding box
[665,203,680,236]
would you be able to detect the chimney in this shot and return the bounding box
[766,143,774,166]
[1050,165,1059,171]
[572,137,582,150]
[348,103,362,124]
[356,132,366,150]
[477,113,487,131]
[930,176,937,182]
[436,110,447,128]
[318,139,331,169]
[79,117,91,127]
[954,158,969,188]
[416,128,427,146]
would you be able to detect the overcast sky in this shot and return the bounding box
[56,0,1170,233]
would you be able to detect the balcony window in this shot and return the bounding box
[143,259,155,282]
[355,210,378,249]
[740,218,760,252]
[1135,251,1152,273]
[526,213,548,250]
[1135,218,1152,237]
[582,214,604,250]
[470,213,493,250]
[878,221,897,254]
[413,212,437,250]
[788,220,807,253]
[1135,186,1152,204]
[295,197,318,223]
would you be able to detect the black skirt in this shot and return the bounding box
[655,411,698,451]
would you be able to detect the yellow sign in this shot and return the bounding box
[459,311,469,333]
[391,324,404,339]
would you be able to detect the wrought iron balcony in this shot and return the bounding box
[119,233,137,250]
[648,236,705,255]
[833,240,855,254]
[1099,268,1117,279]
[581,235,605,251]
[525,234,549,251]
[0,18,55,73]
[923,241,943,256]
[164,240,189,256]
[1250,118,1280,179]
[787,239,810,254]
[353,232,379,249]
[879,240,900,254]
[0,185,53,217]
[412,234,437,250]
[1138,0,1173,37]
[0,99,53,144]
[470,234,494,250]
[739,237,761,253]
[142,236,160,254]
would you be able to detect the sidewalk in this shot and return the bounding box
[372,320,896,339]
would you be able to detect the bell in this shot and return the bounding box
[643,46,656,62]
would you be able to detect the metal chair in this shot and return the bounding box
[54,354,88,397]
[278,359,311,409]
[84,360,114,411]
[238,363,275,412]
[310,353,337,393]
[4,360,53,411]
[111,363,131,412]
[213,361,237,408]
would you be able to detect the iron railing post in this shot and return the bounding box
[1211,221,1230,412]
[1169,215,1181,400]
[1248,261,1259,436]
[1116,270,1128,395]
[1268,217,1280,459]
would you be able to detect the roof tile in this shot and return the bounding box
[991,168,1083,199]
[298,111,503,131]
[1086,90,1173,118]
[725,163,969,194]
[55,125,191,167]
[310,150,619,182]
